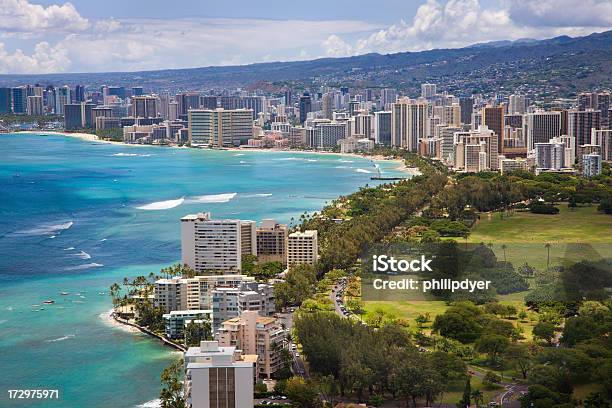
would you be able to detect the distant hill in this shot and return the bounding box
[2,30,612,97]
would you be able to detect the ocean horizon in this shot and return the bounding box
[0,133,407,407]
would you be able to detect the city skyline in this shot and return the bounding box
[2,0,612,74]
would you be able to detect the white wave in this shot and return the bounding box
[254,193,272,197]
[111,153,152,157]
[239,160,248,164]
[136,197,184,210]
[100,238,107,242]
[233,153,245,156]
[46,334,75,342]
[339,159,354,163]
[72,251,91,260]
[135,399,161,408]
[49,235,56,239]
[274,157,302,161]
[306,159,318,162]
[355,168,373,174]
[335,165,349,169]
[0,319,7,324]
[187,193,237,203]
[65,263,103,271]
[16,221,73,236]
[63,247,75,251]
[99,309,141,334]
[5,306,13,311]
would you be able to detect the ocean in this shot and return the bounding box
[0,133,406,407]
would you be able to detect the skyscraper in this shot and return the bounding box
[482,105,504,152]
[0,88,12,113]
[391,98,428,151]
[508,94,526,114]
[11,87,27,114]
[74,85,85,103]
[523,111,562,150]
[54,86,71,115]
[26,96,43,116]
[299,93,312,124]
[568,109,601,148]
[374,111,392,146]
[132,95,159,118]
[459,97,474,125]
[421,83,437,99]
[188,109,253,147]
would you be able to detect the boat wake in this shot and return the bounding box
[65,263,103,271]
[355,168,373,174]
[15,221,73,236]
[45,334,76,343]
[135,399,161,408]
[187,193,237,204]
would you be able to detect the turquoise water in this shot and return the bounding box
[0,134,405,408]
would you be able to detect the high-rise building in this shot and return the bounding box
[54,86,71,115]
[11,87,27,114]
[217,311,285,379]
[184,341,255,408]
[380,88,397,110]
[374,111,392,146]
[391,98,428,151]
[582,153,602,177]
[200,96,218,110]
[592,129,612,162]
[26,96,43,116]
[482,105,504,153]
[312,122,347,149]
[508,94,527,114]
[132,95,159,118]
[568,109,601,148]
[181,212,256,273]
[299,93,312,124]
[177,92,202,116]
[535,141,566,170]
[0,88,11,113]
[421,83,437,99]
[64,104,83,130]
[287,230,318,266]
[188,109,253,147]
[131,86,144,97]
[459,97,474,125]
[211,282,275,329]
[454,125,499,172]
[256,219,287,264]
[438,126,461,164]
[523,110,562,151]
[74,85,85,103]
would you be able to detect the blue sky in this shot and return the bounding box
[1,0,611,74]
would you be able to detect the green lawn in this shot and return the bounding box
[467,205,612,270]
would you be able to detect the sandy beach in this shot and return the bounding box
[12,131,419,175]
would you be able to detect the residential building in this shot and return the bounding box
[217,311,285,378]
[421,83,437,99]
[523,110,561,150]
[132,95,159,118]
[453,125,499,172]
[568,109,601,148]
[163,310,213,339]
[0,87,11,113]
[188,109,253,147]
[26,96,43,116]
[482,105,504,152]
[374,111,392,145]
[256,220,287,264]
[211,282,275,329]
[184,341,255,408]
[181,212,256,274]
[11,87,27,114]
[287,230,318,265]
[582,153,602,177]
[591,129,612,162]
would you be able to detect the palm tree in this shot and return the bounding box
[501,244,507,263]
[545,243,551,270]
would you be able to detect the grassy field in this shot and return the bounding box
[466,204,612,270]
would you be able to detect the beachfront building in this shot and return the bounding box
[256,219,288,264]
[287,230,318,266]
[185,341,255,408]
[181,212,256,274]
[188,108,254,147]
[211,282,275,329]
[217,311,285,378]
[154,274,256,312]
[453,125,499,172]
[163,310,213,339]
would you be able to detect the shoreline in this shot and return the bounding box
[11,130,419,176]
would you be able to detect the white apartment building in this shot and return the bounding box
[163,309,213,339]
[391,98,429,152]
[287,230,318,266]
[211,282,275,329]
[453,125,499,172]
[188,108,254,147]
[181,212,256,274]
[185,341,255,408]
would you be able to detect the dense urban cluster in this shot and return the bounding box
[1,82,611,177]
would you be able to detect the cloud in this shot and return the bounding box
[323,0,612,56]
[507,0,612,28]
[0,0,89,33]
[0,41,69,73]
